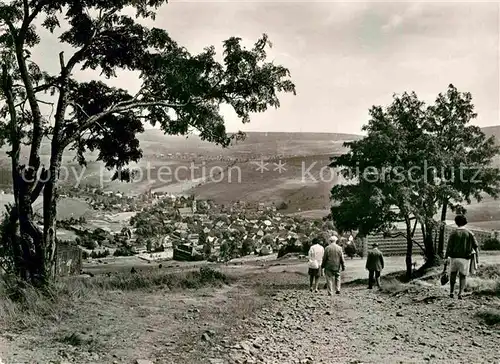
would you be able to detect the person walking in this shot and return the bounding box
[307,237,325,292]
[365,242,384,289]
[444,214,479,299]
[322,235,346,295]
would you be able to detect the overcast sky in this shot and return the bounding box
[33,0,500,135]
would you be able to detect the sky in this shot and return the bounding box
[31,0,500,135]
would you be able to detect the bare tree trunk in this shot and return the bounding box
[437,200,448,257]
[423,222,437,266]
[405,217,413,281]
[41,151,63,283]
[17,182,43,284]
[1,65,27,280]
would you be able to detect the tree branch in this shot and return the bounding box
[20,0,47,37]
[31,167,48,203]
[13,80,60,93]
[63,98,190,147]
[7,27,45,178]
[56,9,119,150]
[64,9,118,75]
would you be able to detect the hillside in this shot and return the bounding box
[481,125,500,142]
[1,128,500,228]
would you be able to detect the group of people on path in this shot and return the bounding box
[307,233,385,294]
[308,214,480,298]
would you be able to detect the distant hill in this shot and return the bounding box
[1,127,500,229]
[0,129,362,160]
[481,125,500,142]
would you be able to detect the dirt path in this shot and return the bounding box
[1,261,500,364]
[203,275,500,364]
[266,253,500,281]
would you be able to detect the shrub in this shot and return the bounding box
[152,245,165,253]
[86,267,232,291]
[113,247,135,257]
[344,244,356,258]
[301,240,312,255]
[482,238,500,251]
[259,246,271,256]
[277,243,302,258]
[90,250,110,259]
[276,201,288,211]
[241,239,255,256]
[77,237,97,250]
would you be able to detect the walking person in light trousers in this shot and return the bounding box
[444,214,479,299]
[322,235,346,295]
[307,237,325,292]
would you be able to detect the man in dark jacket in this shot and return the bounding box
[444,214,479,299]
[365,242,384,289]
[322,235,346,295]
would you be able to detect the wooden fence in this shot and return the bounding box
[366,226,492,257]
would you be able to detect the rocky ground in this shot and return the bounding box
[1,259,500,364]
[203,281,500,364]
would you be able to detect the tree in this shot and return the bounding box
[331,92,431,279]
[198,230,207,246]
[241,238,255,256]
[331,87,500,279]
[425,85,500,257]
[0,0,295,287]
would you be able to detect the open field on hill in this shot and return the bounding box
[1,254,500,364]
[190,155,336,209]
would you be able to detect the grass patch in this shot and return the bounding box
[0,267,233,331]
[466,264,500,296]
[466,277,500,296]
[476,309,500,326]
[475,264,500,280]
[0,274,77,331]
[81,266,233,291]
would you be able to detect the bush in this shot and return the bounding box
[301,240,312,255]
[482,238,500,251]
[259,246,271,256]
[241,239,255,256]
[113,247,135,257]
[90,250,110,259]
[87,266,232,291]
[77,237,97,250]
[344,244,356,258]
[276,201,288,211]
[152,245,165,253]
[277,243,302,258]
